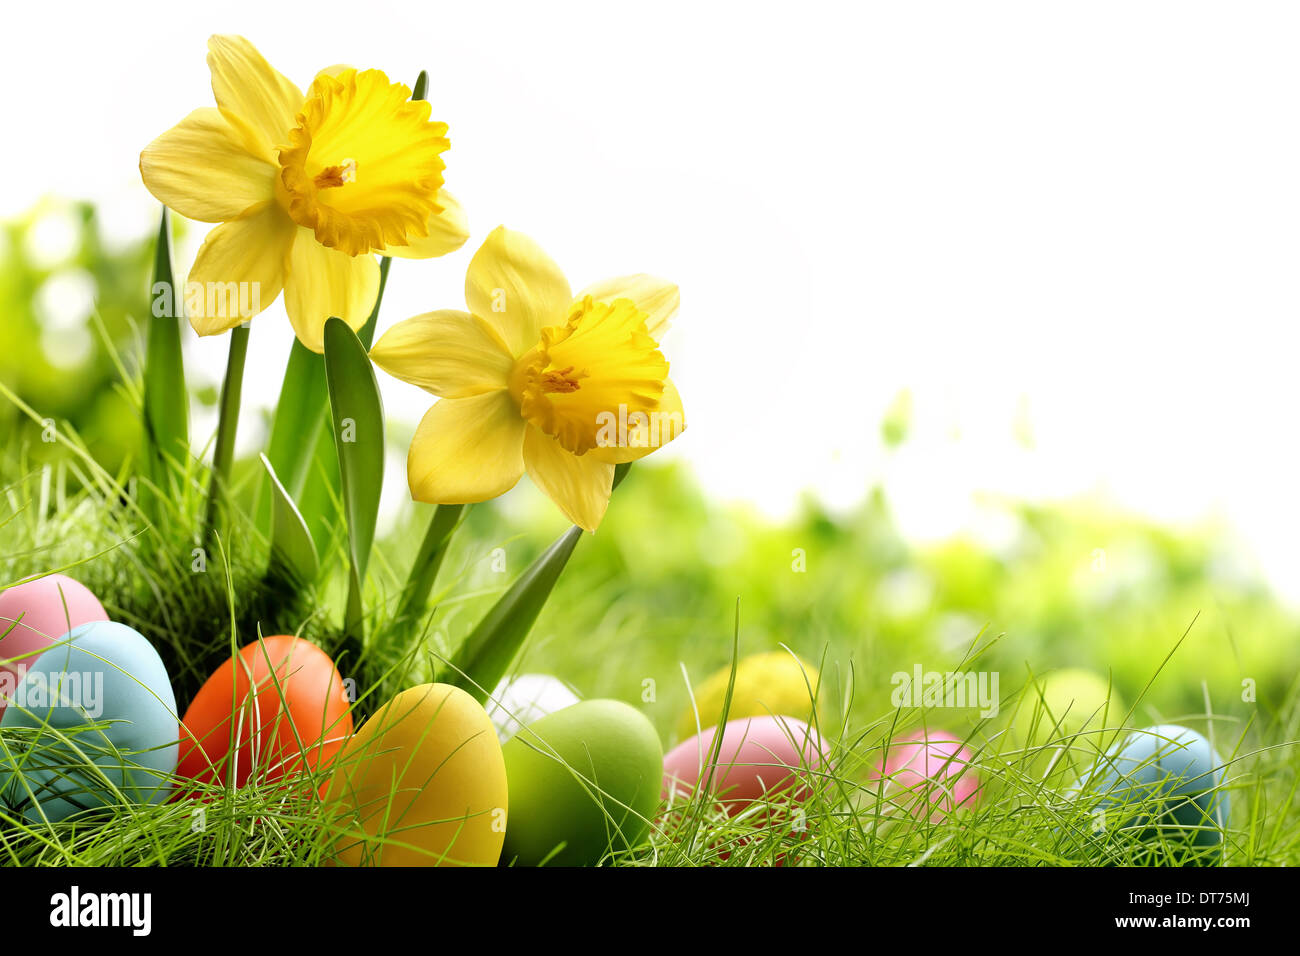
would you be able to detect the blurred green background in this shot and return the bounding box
[2,199,1297,747]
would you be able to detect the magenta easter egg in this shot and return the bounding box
[873,729,980,819]
[0,575,107,714]
[663,715,826,812]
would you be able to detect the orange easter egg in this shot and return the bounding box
[177,635,352,792]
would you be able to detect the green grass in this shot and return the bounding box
[0,427,1296,866]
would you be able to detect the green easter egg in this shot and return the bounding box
[677,651,821,741]
[1008,668,1124,768]
[501,699,663,867]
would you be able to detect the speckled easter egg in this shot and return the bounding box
[486,673,580,743]
[0,574,107,716]
[176,635,352,792]
[663,715,827,812]
[502,699,662,866]
[677,652,822,740]
[872,729,980,819]
[327,683,507,867]
[1073,724,1229,864]
[0,621,178,821]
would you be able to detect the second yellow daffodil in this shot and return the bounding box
[370,227,686,531]
[140,35,468,352]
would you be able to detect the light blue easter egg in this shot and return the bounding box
[1072,723,1230,864]
[0,621,179,821]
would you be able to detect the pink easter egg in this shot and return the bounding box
[873,729,980,818]
[0,574,108,713]
[663,715,826,812]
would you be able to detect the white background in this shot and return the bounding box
[5,2,1300,598]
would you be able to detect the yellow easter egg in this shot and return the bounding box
[325,683,507,866]
[677,652,822,741]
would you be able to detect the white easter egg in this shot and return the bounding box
[486,673,580,742]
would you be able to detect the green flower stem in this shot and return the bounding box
[202,324,250,544]
[393,503,465,632]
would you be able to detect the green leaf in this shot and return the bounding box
[201,324,250,545]
[265,340,329,501]
[323,317,386,638]
[446,525,585,704]
[296,419,344,558]
[260,453,318,585]
[263,253,392,540]
[140,209,189,521]
[444,464,632,701]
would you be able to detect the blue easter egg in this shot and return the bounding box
[0,621,179,821]
[1074,723,1229,864]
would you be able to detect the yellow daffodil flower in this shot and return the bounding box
[140,35,467,352]
[370,226,686,531]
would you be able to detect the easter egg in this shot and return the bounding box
[677,651,821,740]
[1008,668,1125,772]
[1074,724,1229,864]
[326,683,507,866]
[0,621,178,821]
[177,635,352,791]
[0,574,107,716]
[502,699,662,866]
[872,729,980,819]
[486,673,580,743]
[663,715,826,813]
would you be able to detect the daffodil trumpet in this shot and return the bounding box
[370,226,686,533]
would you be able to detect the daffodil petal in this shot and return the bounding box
[380,190,469,260]
[465,226,572,357]
[186,204,293,336]
[283,229,381,353]
[207,35,302,160]
[524,426,614,531]
[578,274,679,341]
[589,378,686,464]
[408,392,525,504]
[370,310,513,398]
[140,108,275,223]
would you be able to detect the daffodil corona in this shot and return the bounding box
[140,35,467,352]
[370,227,686,531]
